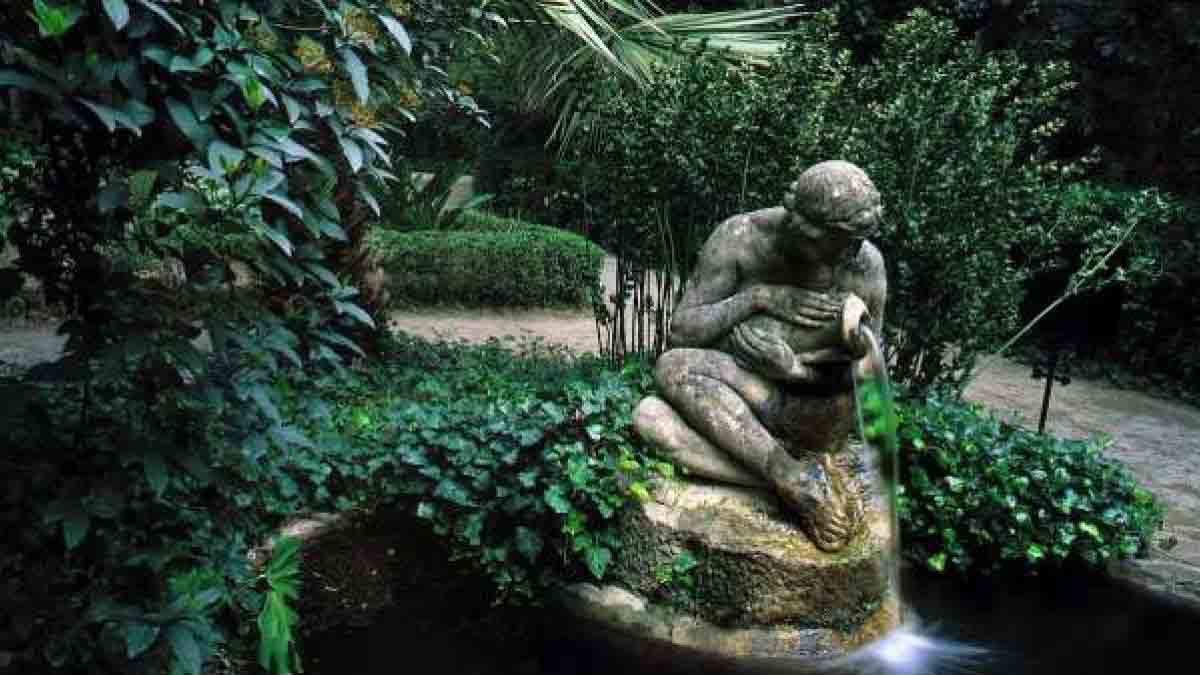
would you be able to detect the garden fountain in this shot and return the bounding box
[299,165,1200,675]
[560,161,919,665]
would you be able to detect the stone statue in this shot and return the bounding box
[634,160,887,553]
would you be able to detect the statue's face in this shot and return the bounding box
[785,207,875,263]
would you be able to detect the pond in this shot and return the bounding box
[303,542,1200,675]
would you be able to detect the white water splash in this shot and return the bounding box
[821,617,991,675]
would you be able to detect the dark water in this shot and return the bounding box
[306,565,1200,675]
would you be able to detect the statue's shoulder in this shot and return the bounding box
[709,207,783,243]
[857,240,886,277]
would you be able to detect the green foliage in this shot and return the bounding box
[257,537,302,675]
[655,550,698,587]
[0,330,663,671]
[283,333,664,601]
[381,161,495,232]
[0,1,463,672]
[367,213,604,307]
[566,8,1177,393]
[896,393,1165,576]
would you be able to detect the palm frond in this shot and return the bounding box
[495,2,813,147]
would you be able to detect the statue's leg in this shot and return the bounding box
[654,348,863,552]
[653,348,783,476]
[633,396,766,486]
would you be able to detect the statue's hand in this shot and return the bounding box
[729,322,797,380]
[753,285,841,329]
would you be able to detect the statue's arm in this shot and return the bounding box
[668,242,758,348]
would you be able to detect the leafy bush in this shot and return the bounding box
[367,213,604,307]
[0,332,660,672]
[273,333,666,601]
[378,340,665,601]
[896,393,1165,576]
[566,8,1177,393]
[0,2,473,670]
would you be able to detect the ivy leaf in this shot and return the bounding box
[515,526,543,562]
[63,506,90,550]
[379,15,412,54]
[124,621,160,659]
[433,478,473,507]
[143,451,169,496]
[543,485,571,514]
[927,552,947,572]
[340,48,369,104]
[584,545,612,580]
[102,0,131,30]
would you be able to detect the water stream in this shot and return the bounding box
[850,324,903,623]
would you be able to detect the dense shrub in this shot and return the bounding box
[0,333,660,672]
[896,393,1165,576]
[323,334,666,601]
[565,9,1177,393]
[0,1,449,670]
[367,213,604,307]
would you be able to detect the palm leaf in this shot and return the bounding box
[495,1,811,147]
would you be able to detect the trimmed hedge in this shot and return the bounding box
[368,211,604,307]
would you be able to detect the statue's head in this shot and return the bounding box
[783,161,882,253]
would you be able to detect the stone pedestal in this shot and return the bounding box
[560,478,898,661]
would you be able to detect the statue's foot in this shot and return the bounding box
[769,452,865,552]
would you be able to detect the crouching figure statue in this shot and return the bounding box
[634,160,887,553]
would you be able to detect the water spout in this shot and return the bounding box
[835,324,990,675]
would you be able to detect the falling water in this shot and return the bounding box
[828,324,990,675]
[850,324,903,617]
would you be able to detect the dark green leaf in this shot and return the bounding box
[261,225,294,256]
[62,508,90,550]
[0,69,60,99]
[263,192,304,220]
[544,485,571,514]
[165,98,213,148]
[136,0,184,34]
[207,140,246,175]
[379,16,412,54]
[340,48,369,104]
[584,545,612,580]
[143,452,169,496]
[270,425,314,450]
[333,301,375,328]
[434,479,473,507]
[515,526,543,562]
[166,623,203,675]
[125,621,160,659]
[339,136,363,173]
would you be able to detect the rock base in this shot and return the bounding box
[561,477,899,661]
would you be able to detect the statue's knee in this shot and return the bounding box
[654,350,689,393]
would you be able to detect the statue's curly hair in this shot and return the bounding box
[783,161,882,234]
